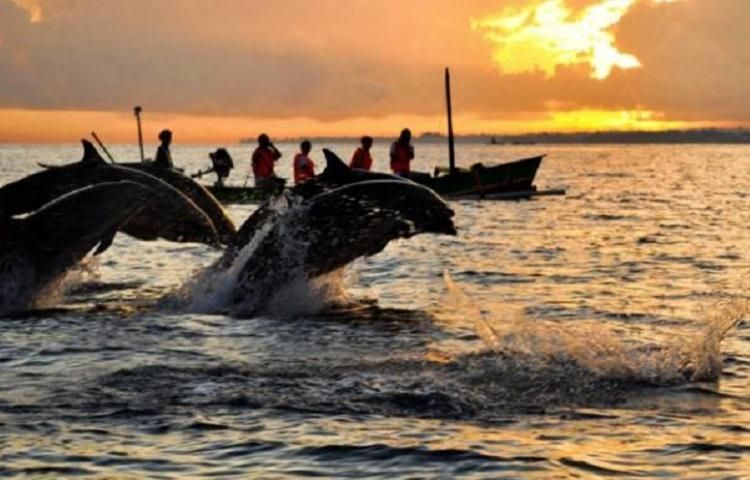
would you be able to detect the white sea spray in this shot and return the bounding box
[179,192,350,316]
[0,252,101,313]
[440,271,746,384]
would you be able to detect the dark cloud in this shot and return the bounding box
[0,0,748,124]
[613,0,750,122]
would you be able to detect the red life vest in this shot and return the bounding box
[350,147,373,171]
[252,147,277,179]
[293,153,315,184]
[390,142,413,175]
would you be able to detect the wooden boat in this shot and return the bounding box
[201,154,544,204]
[408,154,543,198]
[205,183,281,203]
[404,68,544,199]
[204,153,542,203]
[197,68,552,204]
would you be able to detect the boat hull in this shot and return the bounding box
[205,155,544,204]
[206,185,279,203]
[414,155,543,198]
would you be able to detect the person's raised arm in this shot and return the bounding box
[269,143,282,160]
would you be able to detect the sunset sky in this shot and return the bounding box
[1,0,748,143]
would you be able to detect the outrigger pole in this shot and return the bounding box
[445,67,456,176]
[134,105,145,162]
[91,131,115,163]
[445,67,456,175]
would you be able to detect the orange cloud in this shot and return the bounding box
[472,0,645,80]
[0,0,747,142]
[8,0,41,21]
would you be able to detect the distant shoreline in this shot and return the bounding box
[241,129,750,145]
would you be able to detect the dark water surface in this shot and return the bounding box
[0,143,749,478]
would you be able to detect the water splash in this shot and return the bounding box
[178,192,351,317]
[263,268,350,317]
[32,256,102,309]
[0,254,100,313]
[440,272,746,385]
[178,210,281,314]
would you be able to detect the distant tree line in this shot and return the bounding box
[240,129,750,145]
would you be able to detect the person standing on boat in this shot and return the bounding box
[154,129,174,169]
[252,133,282,189]
[390,128,414,176]
[293,140,316,185]
[350,136,374,171]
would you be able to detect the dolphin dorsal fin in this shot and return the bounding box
[322,148,352,180]
[80,139,107,165]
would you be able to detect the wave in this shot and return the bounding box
[439,271,746,384]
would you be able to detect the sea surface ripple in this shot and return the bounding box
[0,142,748,478]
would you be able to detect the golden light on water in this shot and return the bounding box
[472,0,642,80]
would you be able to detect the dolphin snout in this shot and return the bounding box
[426,216,457,235]
[422,206,457,235]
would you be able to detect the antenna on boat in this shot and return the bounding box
[445,67,456,175]
[133,105,145,162]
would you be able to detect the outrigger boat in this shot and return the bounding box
[205,182,283,203]
[407,154,544,199]
[193,68,559,204]
[404,68,547,199]
[203,155,547,204]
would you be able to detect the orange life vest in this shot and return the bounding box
[350,147,373,171]
[252,147,277,179]
[390,142,413,175]
[293,153,315,184]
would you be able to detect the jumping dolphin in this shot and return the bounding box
[117,162,236,242]
[0,182,152,312]
[0,141,222,247]
[228,148,411,258]
[229,180,456,316]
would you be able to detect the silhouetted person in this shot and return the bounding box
[390,128,414,176]
[209,148,234,186]
[350,136,374,171]
[293,140,316,185]
[252,133,282,189]
[154,129,174,169]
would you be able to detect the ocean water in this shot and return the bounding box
[0,142,748,478]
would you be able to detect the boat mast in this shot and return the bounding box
[445,67,456,175]
[134,105,145,162]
